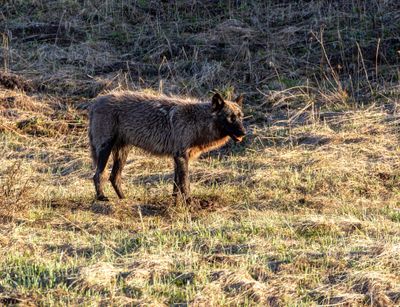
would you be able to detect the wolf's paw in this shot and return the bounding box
[96,195,109,202]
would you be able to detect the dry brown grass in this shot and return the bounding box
[1,86,400,305]
[1,0,400,305]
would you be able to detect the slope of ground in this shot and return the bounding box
[1,0,400,305]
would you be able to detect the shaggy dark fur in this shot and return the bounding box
[88,91,245,201]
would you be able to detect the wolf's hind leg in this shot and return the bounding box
[93,138,114,201]
[110,145,129,199]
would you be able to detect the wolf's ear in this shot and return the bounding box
[212,93,225,112]
[235,95,244,107]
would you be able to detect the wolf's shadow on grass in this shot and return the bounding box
[125,161,257,188]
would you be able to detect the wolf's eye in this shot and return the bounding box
[230,115,236,122]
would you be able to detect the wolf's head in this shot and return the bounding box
[211,93,246,142]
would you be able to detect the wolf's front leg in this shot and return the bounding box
[173,154,190,200]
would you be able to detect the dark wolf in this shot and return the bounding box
[88,91,246,201]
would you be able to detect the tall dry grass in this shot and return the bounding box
[0,0,400,305]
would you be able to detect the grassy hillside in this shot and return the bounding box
[1,0,400,305]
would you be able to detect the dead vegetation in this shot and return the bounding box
[0,0,400,305]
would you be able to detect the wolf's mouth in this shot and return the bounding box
[230,135,244,143]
